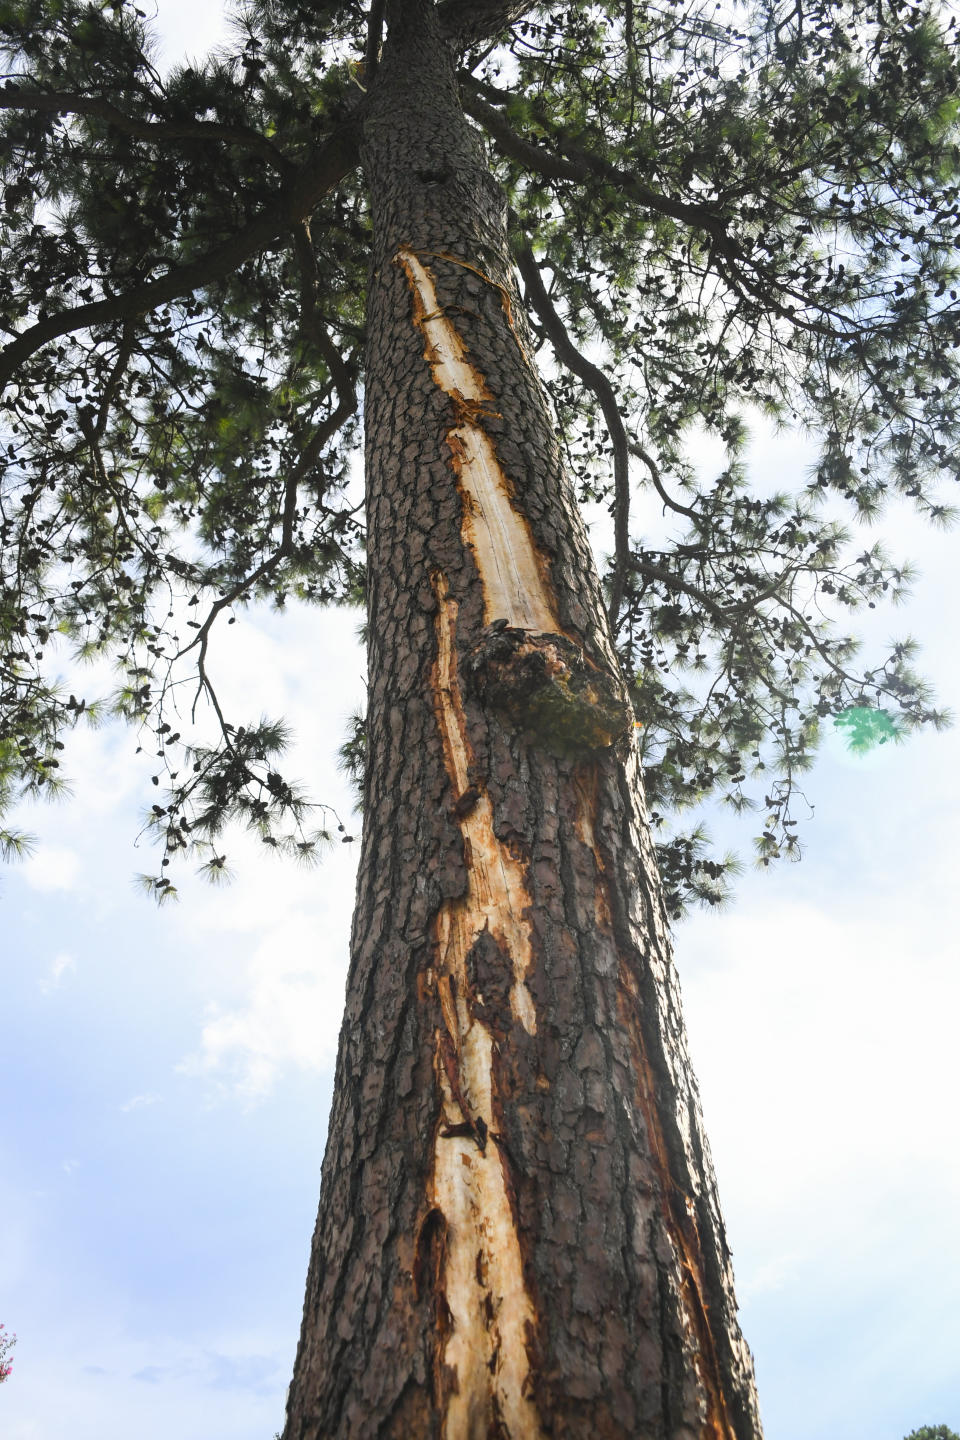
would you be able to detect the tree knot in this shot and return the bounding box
[465,622,632,754]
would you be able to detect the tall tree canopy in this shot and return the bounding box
[1,0,955,912]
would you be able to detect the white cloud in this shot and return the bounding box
[150,0,232,71]
[119,1093,161,1114]
[39,950,76,994]
[180,913,349,1099]
[23,848,81,893]
[130,1347,281,1395]
[679,882,960,1296]
[0,1317,290,1440]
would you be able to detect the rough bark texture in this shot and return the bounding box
[283,5,762,1437]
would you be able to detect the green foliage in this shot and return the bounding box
[131,715,350,901]
[477,0,957,905]
[903,1427,960,1440]
[653,824,742,920]
[336,708,367,808]
[0,0,956,910]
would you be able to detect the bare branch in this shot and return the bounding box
[628,441,699,521]
[513,237,631,631]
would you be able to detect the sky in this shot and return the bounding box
[2,6,959,1439]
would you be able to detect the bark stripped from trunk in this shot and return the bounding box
[283,5,762,1437]
[426,572,542,1439]
[396,246,556,636]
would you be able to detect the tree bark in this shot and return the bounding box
[283,5,762,1437]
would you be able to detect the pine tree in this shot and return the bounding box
[2,1,958,1434]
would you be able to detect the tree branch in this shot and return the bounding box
[626,555,730,625]
[513,238,631,631]
[628,441,699,521]
[179,222,358,674]
[286,221,359,491]
[466,77,846,343]
[0,123,361,392]
[437,1,534,47]
[0,84,291,170]
[462,77,730,240]
[363,0,386,82]
[92,321,137,441]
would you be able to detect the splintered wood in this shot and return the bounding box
[426,577,543,1440]
[396,247,558,634]
[399,247,551,1436]
[433,576,537,1038]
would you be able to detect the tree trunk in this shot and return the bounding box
[283,5,762,1437]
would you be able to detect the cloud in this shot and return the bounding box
[119,1093,161,1114]
[131,1349,281,1396]
[2,1323,289,1440]
[39,950,76,994]
[133,1365,165,1385]
[179,913,349,1098]
[23,848,81,893]
[203,1349,282,1395]
[678,882,960,1293]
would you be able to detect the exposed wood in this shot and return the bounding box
[426,573,543,1439]
[431,573,539,1038]
[397,247,558,634]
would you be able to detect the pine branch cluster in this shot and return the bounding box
[1,0,957,912]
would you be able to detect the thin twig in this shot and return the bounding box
[628,441,699,521]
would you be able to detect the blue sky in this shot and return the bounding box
[2,6,959,1438]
